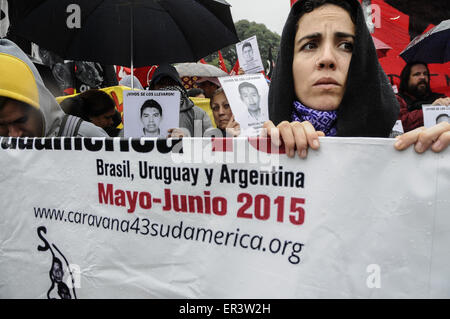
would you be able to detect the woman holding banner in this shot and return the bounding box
[265,0,449,157]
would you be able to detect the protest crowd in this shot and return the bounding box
[1,3,449,154]
[0,0,449,300]
[0,0,448,152]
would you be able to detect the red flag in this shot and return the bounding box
[229,60,240,75]
[218,51,228,73]
[199,58,208,64]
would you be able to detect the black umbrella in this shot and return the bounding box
[9,0,238,69]
[400,19,450,64]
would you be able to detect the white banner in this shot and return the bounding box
[0,137,449,299]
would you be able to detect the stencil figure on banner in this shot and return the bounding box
[397,62,450,132]
[60,89,122,137]
[210,88,240,137]
[0,39,109,138]
[264,0,450,157]
[148,64,213,138]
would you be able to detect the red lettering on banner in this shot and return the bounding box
[97,183,143,213]
[236,193,306,226]
[248,137,285,155]
[98,182,113,206]
[211,137,233,152]
[162,189,226,216]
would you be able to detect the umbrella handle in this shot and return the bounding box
[130,5,134,89]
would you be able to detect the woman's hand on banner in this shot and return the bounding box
[262,120,324,158]
[395,122,450,153]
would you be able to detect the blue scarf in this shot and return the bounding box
[292,101,338,136]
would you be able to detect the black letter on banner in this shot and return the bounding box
[104,138,114,152]
[35,138,53,150]
[84,138,104,152]
[131,139,155,153]
[157,138,182,154]
[74,138,83,151]
[63,137,72,150]
[119,138,130,152]
[1,137,17,149]
[53,138,61,150]
[37,226,51,252]
[18,138,34,150]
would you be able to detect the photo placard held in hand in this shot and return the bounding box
[123,90,180,138]
[236,36,264,74]
[422,105,450,128]
[390,120,404,138]
[218,74,269,136]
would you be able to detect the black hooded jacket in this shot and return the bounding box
[148,63,184,90]
[268,0,399,137]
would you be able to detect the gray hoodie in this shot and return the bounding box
[0,39,108,137]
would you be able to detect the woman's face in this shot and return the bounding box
[211,92,233,130]
[292,4,355,111]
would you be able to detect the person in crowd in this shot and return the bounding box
[210,88,240,137]
[397,62,450,132]
[119,75,144,90]
[263,0,449,157]
[195,77,221,99]
[0,39,108,137]
[140,99,165,138]
[59,89,120,136]
[187,88,206,98]
[148,64,213,137]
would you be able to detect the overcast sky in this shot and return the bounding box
[225,0,292,36]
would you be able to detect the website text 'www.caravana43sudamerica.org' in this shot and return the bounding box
[33,207,305,265]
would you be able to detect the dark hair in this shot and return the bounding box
[187,88,205,97]
[242,42,252,51]
[399,61,429,95]
[436,113,449,123]
[140,99,162,117]
[294,0,357,29]
[60,89,115,121]
[238,82,258,95]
